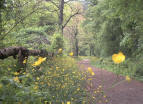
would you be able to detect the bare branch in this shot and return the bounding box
[50,1,59,8]
[0,46,54,68]
[62,9,80,29]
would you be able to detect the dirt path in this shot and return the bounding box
[78,59,143,104]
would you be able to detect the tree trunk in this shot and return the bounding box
[75,38,79,56]
[74,27,79,56]
[59,0,64,35]
[0,0,5,48]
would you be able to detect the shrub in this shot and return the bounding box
[51,33,64,51]
[0,56,90,103]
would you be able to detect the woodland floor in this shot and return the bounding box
[78,59,143,104]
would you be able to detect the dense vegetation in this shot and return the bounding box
[83,0,143,79]
[0,0,142,103]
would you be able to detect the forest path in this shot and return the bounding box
[78,59,143,104]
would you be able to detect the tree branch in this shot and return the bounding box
[0,46,54,68]
[50,1,59,8]
[0,46,53,59]
[62,9,80,29]
[1,0,51,40]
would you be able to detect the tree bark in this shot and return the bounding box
[0,46,53,67]
[59,0,64,35]
[74,26,79,56]
[0,0,5,48]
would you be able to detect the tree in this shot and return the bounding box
[63,2,84,56]
[50,0,81,35]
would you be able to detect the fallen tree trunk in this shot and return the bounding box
[0,46,54,68]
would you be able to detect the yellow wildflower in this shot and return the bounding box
[23,59,27,64]
[112,52,125,64]
[91,72,95,76]
[87,67,95,76]
[14,72,19,76]
[58,48,63,53]
[69,52,74,56]
[103,95,107,98]
[44,101,48,104]
[56,67,59,70]
[8,68,11,71]
[13,77,20,82]
[88,78,92,80]
[125,76,131,82]
[34,86,38,90]
[88,67,92,72]
[36,77,40,80]
[23,72,26,75]
[32,57,46,66]
[77,88,80,91]
[32,69,35,72]
[39,57,46,62]
[0,84,3,89]
[67,101,70,104]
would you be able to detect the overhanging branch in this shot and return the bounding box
[62,9,80,29]
[0,46,53,59]
[0,46,54,68]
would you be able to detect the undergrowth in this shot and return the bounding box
[89,57,143,82]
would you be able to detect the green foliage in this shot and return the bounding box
[3,26,55,49]
[83,0,143,58]
[99,19,122,56]
[51,33,64,51]
[90,56,143,81]
[0,56,89,103]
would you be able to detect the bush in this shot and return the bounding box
[51,33,64,51]
[0,56,90,103]
[3,26,53,49]
[90,55,143,81]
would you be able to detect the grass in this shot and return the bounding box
[89,56,143,82]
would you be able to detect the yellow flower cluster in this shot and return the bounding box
[14,72,19,76]
[125,76,131,82]
[112,52,125,64]
[67,101,70,104]
[112,52,131,82]
[87,67,95,76]
[69,52,74,56]
[23,59,27,64]
[0,84,3,89]
[58,48,63,53]
[13,77,20,83]
[32,57,46,67]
